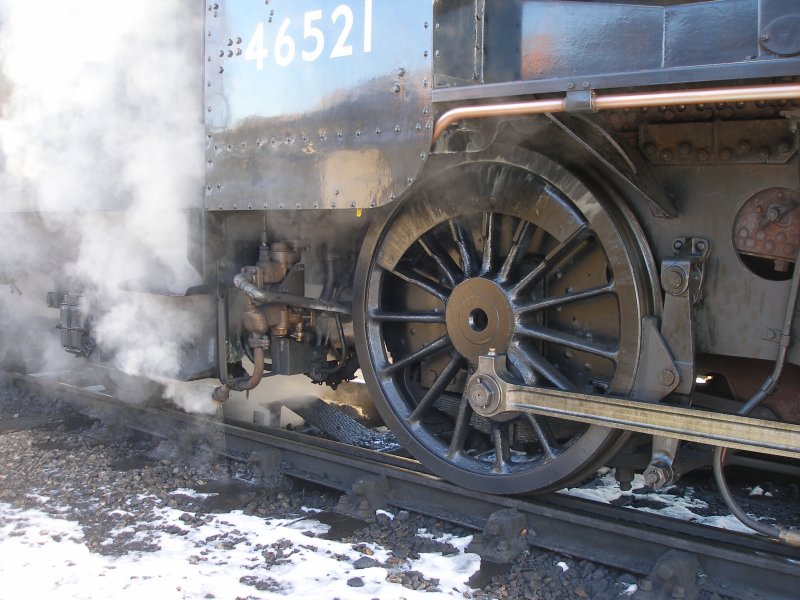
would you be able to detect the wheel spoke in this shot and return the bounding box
[369,310,446,324]
[510,225,590,297]
[419,234,463,287]
[450,219,478,278]
[516,324,618,362]
[409,354,465,422]
[492,423,512,473]
[381,334,452,376]
[509,340,575,391]
[480,212,501,276]
[447,397,473,459]
[498,220,535,285]
[515,282,616,315]
[507,343,541,386]
[525,414,561,460]
[387,266,449,304]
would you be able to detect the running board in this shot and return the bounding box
[467,353,800,460]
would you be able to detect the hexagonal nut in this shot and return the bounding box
[642,463,673,490]
[468,378,495,408]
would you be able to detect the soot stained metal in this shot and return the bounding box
[204,0,433,211]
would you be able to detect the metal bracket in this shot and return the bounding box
[336,476,390,522]
[660,237,711,395]
[466,508,529,564]
[564,90,596,113]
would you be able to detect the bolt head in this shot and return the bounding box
[468,378,495,408]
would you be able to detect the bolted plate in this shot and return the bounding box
[204,0,433,211]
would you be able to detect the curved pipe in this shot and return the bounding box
[233,273,350,314]
[432,82,800,143]
[212,345,265,404]
[712,242,800,546]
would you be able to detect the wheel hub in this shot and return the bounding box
[445,278,514,365]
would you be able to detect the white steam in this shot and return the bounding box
[0,1,216,413]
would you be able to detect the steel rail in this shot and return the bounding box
[432,82,800,142]
[9,370,800,600]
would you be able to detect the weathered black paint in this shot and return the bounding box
[204,0,433,211]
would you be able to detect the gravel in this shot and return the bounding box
[0,381,748,599]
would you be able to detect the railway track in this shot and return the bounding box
[10,369,800,600]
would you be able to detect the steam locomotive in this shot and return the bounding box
[8,1,800,541]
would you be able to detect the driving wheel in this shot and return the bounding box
[354,149,657,494]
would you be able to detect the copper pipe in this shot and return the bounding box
[432,82,800,143]
[212,345,266,404]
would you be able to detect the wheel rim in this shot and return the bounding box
[354,154,654,494]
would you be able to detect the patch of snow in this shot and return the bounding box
[375,509,395,520]
[560,471,769,536]
[623,583,638,595]
[556,561,569,572]
[0,499,482,599]
[169,488,218,500]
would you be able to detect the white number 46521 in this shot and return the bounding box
[244,0,373,70]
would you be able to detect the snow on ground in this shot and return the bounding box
[0,500,480,599]
[561,469,760,535]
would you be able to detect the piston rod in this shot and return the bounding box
[432,82,800,142]
[465,353,800,460]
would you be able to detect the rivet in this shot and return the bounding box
[375,128,381,134]
[394,125,401,133]
[227,39,233,46]
[424,21,429,29]
[235,48,242,56]
[370,200,377,208]
[582,81,590,89]
[435,50,440,57]
[227,50,233,58]
[719,148,732,161]
[737,141,751,154]
[423,78,429,87]
[758,147,771,160]
[423,50,429,57]
[236,37,242,44]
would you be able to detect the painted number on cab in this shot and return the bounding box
[244,0,373,70]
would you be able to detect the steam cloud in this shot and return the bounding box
[0,0,217,413]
